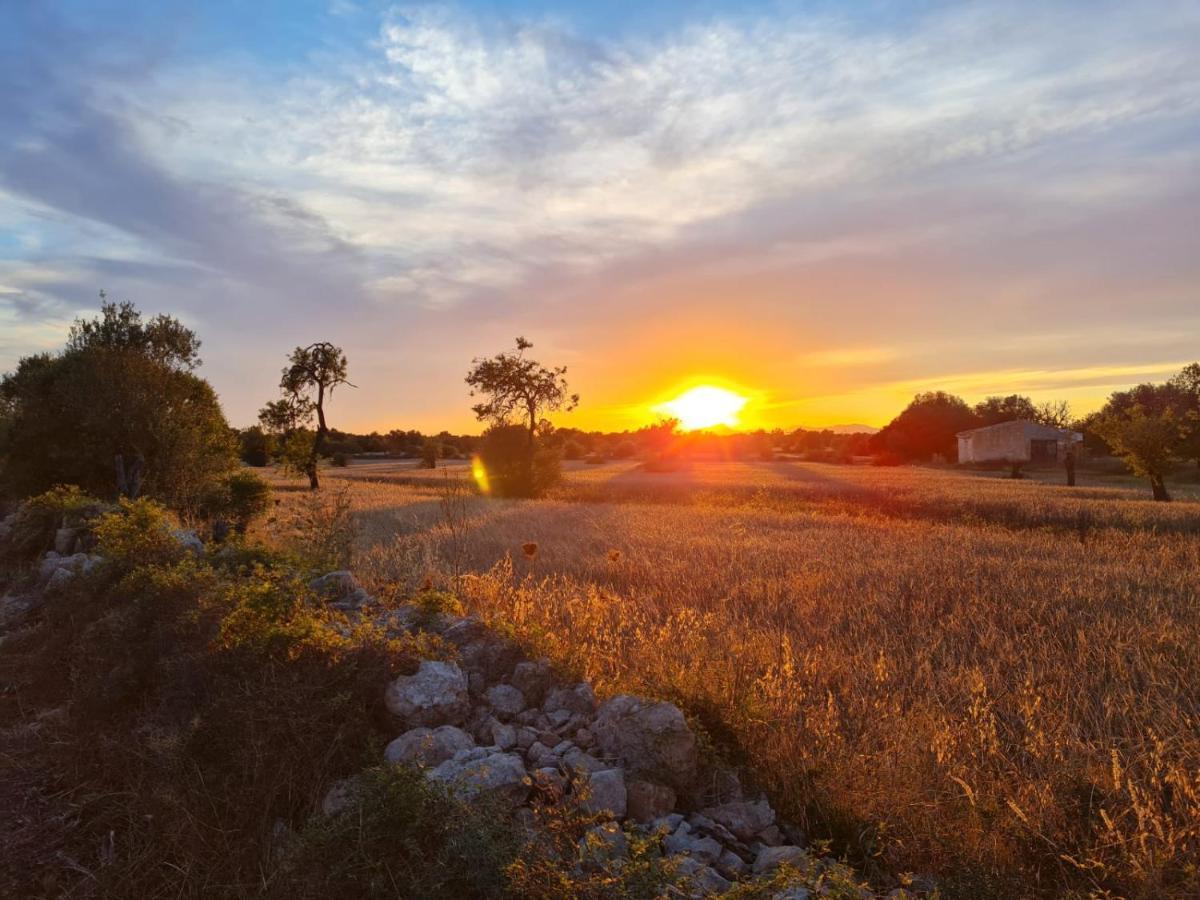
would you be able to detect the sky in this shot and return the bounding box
[1,1,1198,434]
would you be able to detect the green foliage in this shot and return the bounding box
[93,498,187,569]
[562,440,585,461]
[239,425,275,466]
[275,766,519,899]
[410,588,465,628]
[202,470,274,535]
[0,300,238,511]
[1,484,105,560]
[1094,404,1181,501]
[476,423,562,498]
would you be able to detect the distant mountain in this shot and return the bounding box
[825,423,879,435]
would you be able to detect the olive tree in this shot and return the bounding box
[262,343,352,489]
[465,337,578,497]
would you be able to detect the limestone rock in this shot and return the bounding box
[581,768,627,818]
[544,682,596,716]
[486,684,527,719]
[510,658,553,707]
[428,750,530,804]
[700,798,776,842]
[752,845,809,875]
[385,660,469,726]
[172,528,205,556]
[626,779,677,823]
[664,822,722,863]
[384,725,474,767]
[579,821,629,868]
[593,695,697,792]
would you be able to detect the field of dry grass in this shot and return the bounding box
[265,460,1200,898]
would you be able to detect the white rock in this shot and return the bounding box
[578,821,629,867]
[428,750,530,804]
[385,660,470,726]
[581,768,627,818]
[172,528,204,556]
[692,866,732,895]
[384,725,474,767]
[665,822,722,863]
[593,695,698,792]
[752,845,809,875]
[491,720,517,751]
[486,684,526,719]
[700,799,776,842]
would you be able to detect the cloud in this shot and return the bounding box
[1,1,1198,428]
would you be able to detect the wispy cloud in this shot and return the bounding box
[1,1,1198,428]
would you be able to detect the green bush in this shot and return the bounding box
[93,498,187,569]
[476,424,562,498]
[420,440,439,469]
[1,484,105,561]
[562,440,586,461]
[202,470,273,536]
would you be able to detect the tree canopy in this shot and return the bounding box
[466,337,578,441]
[0,300,236,511]
[872,391,979,461]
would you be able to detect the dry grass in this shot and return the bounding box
[265,461,1200,898]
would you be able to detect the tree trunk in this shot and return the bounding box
[1150,473,1171,502]
[308,383,327,490]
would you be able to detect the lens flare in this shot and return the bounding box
[471,456,490,494]
[654,385,748,431]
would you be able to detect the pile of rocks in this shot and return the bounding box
[316,571,871,898]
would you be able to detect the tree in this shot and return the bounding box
[872,392,979,462]
[0,299,236,511]
[264,343,352,490]
[466,337,578,446]
[1167,363,1200,469]
[1093,402,1181,501]
[465,337,578,496]
[974,394,1038,426]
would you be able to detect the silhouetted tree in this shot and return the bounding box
[264,343,352,490]
[974,394,1038,426]
[465,337,578,496]
[873,391,979,462]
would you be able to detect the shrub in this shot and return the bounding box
[202,470,273,536]
[476,424,562,498]
[330,451,350,467]
[240,426,274,467]
[1,484,105,561]
[93,498,186,569]
[611,441,637,459]
[420,440,439,469]
[275,765,518,899]
[562,440,586,461]
[280,486,356,572]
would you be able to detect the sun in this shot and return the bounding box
[654,385,748,431]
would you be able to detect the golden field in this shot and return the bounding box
[265,460,1200,898]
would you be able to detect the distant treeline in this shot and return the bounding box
[235,422,876,467]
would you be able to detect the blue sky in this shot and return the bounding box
[2,1,1198,431]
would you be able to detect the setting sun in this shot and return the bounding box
[654,385,748,431]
